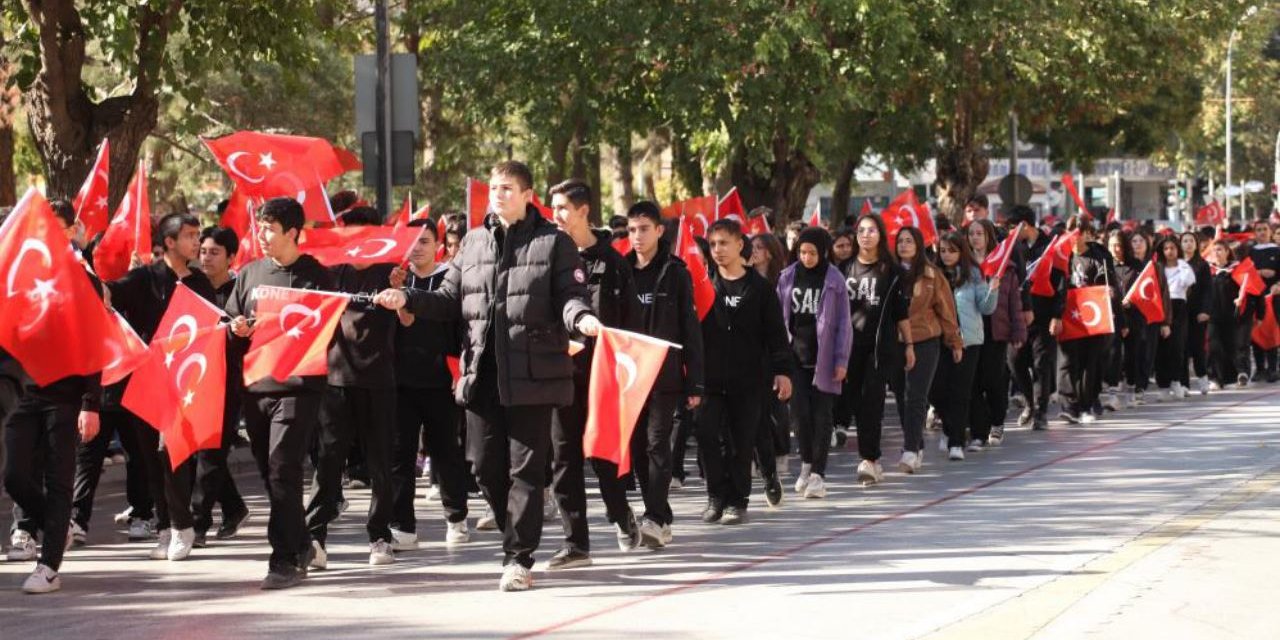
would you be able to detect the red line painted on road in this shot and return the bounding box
[512,390,1279,639]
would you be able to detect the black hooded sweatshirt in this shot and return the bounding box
[395,262,461,390]
[327,262,398,389]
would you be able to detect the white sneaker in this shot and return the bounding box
[660,523,673,545]
[7,530,36,561]
[68,521,87,549]
[1134,389,1147,405]
[168,527,195,561]
[856,459,883,484]
[445,520,471,545]
[21,564,60,594]
[1197,377,1210,394]
[938,434,950,453]
[499,564,533,591]
[476,507,498,531]
[804,474,827,498]
[669,476,684,490]
[149,529,173,560]
[1237,373,1250,388]
[369,539,395,565]
[543,488,558,520]
[1102,393,1122,411]
[948,447,965,461]
[966,439,984,453]
[775,455,788,477]
[1171,381,1186,399]
[794,463,812,494]
[638,518,665,548]
[309,540,328,570]
[926,406,940,430]
[897,451,919,474]
[390,528,419,551]
[113,507,134,526]
[1209,380,1223,391]
[1080,412,1097,425]
[425,485,441,501]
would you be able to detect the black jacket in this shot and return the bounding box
[701,268,791,394]
[627,242,706,397]
[1061,243,1127,333]
[395,263,461,390]
[403,206,593,407]
[224,253,336,395]
[327,263,398,389]
[571,229,641,379]
[108,261,218,343]
[1022,230,1065,320]
[1187,256,1214,319]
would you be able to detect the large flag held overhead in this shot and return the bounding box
[584,327,673,476]
[243,286,349,386]
[881,189,937,250]
[674,215,715,320]
[681,195,717,238]
[203,131,353,224]
[1059,285,1115,341]
[1122,260,1166,324]
[717,188,746,225]
[92,159,152,282]
[299,225,422,266]
[1028,229,1080,297]
[1195,201,1227,226]
[980,223,1023,278]
[122,284,227,469]
[73,139,111,239]
[0,189,119,385]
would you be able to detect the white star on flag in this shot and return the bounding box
[258,153,276,170]
[183,390,195,407]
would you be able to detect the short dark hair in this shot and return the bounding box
[1066,214,1096,235]
[258,197,306,236]
[329,189,360,214]
[549,179,592,209]
[608,214,628,231]
[444,212,467,239]
[1006,204,1036,227]
[157,212,200,244]
[200,226,239,256]
[490,161,534,191]
[338,205,379,227]
[50,199,76,228]
[626,201,663,226]
[408,217,437,240]
[707,218,744,241]
[966,194,989,209]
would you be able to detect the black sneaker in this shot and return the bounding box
[261,565,303,590]
[545,548,592,570]
[764,475,783,507]
[700,502,723,524]
[720,506,745,525]
[1032,414,1048,431]
[193,532,208,548]
[216,507,251,540]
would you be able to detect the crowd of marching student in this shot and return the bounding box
[2,159,1279,596]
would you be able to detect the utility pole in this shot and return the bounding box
[374,0,393,221]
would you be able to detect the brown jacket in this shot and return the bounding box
[906,263,962,351]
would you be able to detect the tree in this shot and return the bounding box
[5,1,330,209]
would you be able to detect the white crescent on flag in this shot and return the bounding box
[279,303,322,338]
[226,152,267,184]
[167,315,200,354]
[5,239,52,297]
[175,353,208,387]
[1081,301,1103,327]
[616,352,638,393]
[346,238,398,259]
[1139,278,1155,301]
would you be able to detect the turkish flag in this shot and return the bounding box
[1061,173,1090,213]
[101,310,151,386]
[1233,258,1266,296]
[122,284,227,469]
[299,225,421,266]
[73,139,111,239]
[1123,261,1166,324]
[584,327,672,476]
[434,215,449,262]
[1252,294,1280,349]
[92,159,152,282]
[1195,201,1226,226]
[674,215,715,320]
[232,211,265,272]
[682,195,716,238]
[243,286,349,385]
[1028,229,1079,297]
[743,212,770,237]
[981,223,1023,278]
[860,199,873,216]
[1059,285,1115,341]
[881,189,937,250]
[219,188,252,235]
[611,235,632,256]
[0,189,119,385]
[466,178,489,229]
[203,132,350,225]
[717,187,746,224]
[660,202,683,220]
[387,193,413,227]
[807,204,821,228]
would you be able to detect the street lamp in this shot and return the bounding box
[1226,4,1260,222]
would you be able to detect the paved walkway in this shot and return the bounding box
[2,384,1279,639]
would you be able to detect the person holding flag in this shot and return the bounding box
[225,197,337,590]
[967,219,1026,446]
[106,213,218,562]
[545,178,641,566]
[697,219,792,521]
[613,200,704,548]
[1130,232,1170,404]
[2,197,103,593]
[373,161,598,592]
[1206,240,1252,389]
[1154,236,1196,399]
[1247,220,1280,381]
[1008,206,1058,431]
[1053,216,1124,425]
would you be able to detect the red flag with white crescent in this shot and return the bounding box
[584,327,672,476]
[121,284,226,469]
[243,286,349,385]
[0,189,119,385]
[299,225,422,266]
[73,139,111,239]
[674,215,715,319]
[1059,285,1115,341]
[92,159,152,282]
[981,223,1023,278]
[881,189,937,250]
[717,188,745,224]
[1122,260,1166,324]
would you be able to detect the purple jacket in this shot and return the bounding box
[990,271,1027,344]
[778,263,853,395]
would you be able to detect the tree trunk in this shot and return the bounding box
[22,0,177,209]
[934,77,989,226]
[829,155,857,230]
[611,134,634,217]
[585,143,602,225]
[669,126,703,197]
[729,135,820,227]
